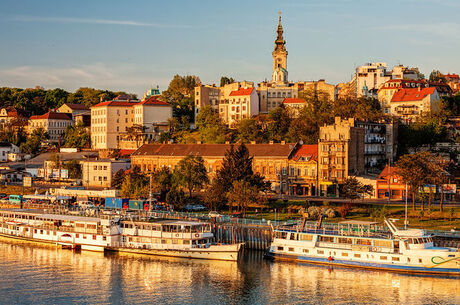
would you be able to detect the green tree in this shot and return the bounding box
[166,188,187,210]
[162,75,201,123]
[19,128,48,155]
[429,70,446,83]
[220,76,235,87]
[64,122,91,148]
[120,166,149,198]
[226,180,262,216]
[152,167,173,200]
[195,105,226,143]
[236,118,259,143]
[339,177,373,219]
[63,160,82,179]
[111,169,126,189]
[173,155,209,197]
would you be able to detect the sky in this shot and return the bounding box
[1,0,459,97]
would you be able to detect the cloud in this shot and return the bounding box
[12,15,192,29]
[374,23,460,38]
[0,63,171,96]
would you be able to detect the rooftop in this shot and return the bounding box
[283,98,306,104]
[229,87,255,96]
[390,87,436,103]
[61,103,89,111]
[29,111,72,121]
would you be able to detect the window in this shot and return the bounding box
[380,256,387,260]
[93,235,97,240]
[303,249,309,253]
[93,166,97,170]
[354,254,361,258]
[392,257,400,262]
[277,246,284,251]
[341,252,348,257]
[289,247,295,252]
[317,250,324,254]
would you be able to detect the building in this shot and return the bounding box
[81,159,130,188]
[355,121,398,174]
[90,96,172,150]
[302,79,337,101]
[226,88,259,126]
[443,73,460,93]
[28,111,73,142]
[0,143,20,162]
[378,79,451,114]
[375,165,408,200]
[318,117,365,196]
[282,98,306,117]
[131,143,299,194]
[389,87,440,123]
[0,106,28,129]
[57,103,90,120]
[287,144,318,196]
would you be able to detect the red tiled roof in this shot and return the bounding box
[30,111,72,120]
[63,103,89,110]
[378,165,401,179]
[444,73,459,79]
[119,149,136,157]
[283,98,306,104]
[91,101,139,108]
[132,143,298,158]
[229,87,255,96]
[390,87,436,103]
[290,144,318,161]
[139,96,170,106]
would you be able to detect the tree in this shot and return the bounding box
[162,75,201,123]
[209,144,269,208]
[395,152,434,211]
[429,70,446,83]
[124,124,148,147]
[152,167,173,200]
[340,177,373,218]
[166,188,187,210]
[120,166,149,198]
[173,155,209,197]
[64,122,91,148]
[220,76,235,87]
[226,180,262,216]
[19,128,48,155]
[111,169,126,189]
[236,118,260,143]
[63,160,82,179]
[195,105,226,143]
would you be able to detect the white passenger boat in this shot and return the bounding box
[265,219,460,275]
[0,208,121,252]
[112,219,243,261]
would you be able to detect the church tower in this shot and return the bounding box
[272,12,288,85]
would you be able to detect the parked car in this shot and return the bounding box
[185,204,207,212]
[78,201,95,209]
[0,193,8,200]
[208,211,221,218]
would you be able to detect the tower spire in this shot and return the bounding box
[274,11,286,52]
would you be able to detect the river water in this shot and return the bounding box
[0,239,458,305]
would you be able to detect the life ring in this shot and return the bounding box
[328,256,333,261]
[175,233,179,237]
[372,247,378,252]
[195,233,199,238]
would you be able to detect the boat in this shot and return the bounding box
[109,219,243,261]
[0,208,242,261]
[0,208,121,252]
[265,218,460,275]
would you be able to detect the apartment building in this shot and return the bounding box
[57,103,90,120]
[282,98,306,117]
[28,111,73,142]
[318,117,365,196]
[0,106,28,129]
[81,159,130,188]
[225,88,259,126]
[91,96,172,150]
[389,87,440,123]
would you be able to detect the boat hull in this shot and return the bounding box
[265,251,460,276]
[111,243,243,261]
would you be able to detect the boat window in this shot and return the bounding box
[319,236,334,243]
[380,256,387,260]
[277,246,284,251]
[289,247,294,252]
[341,252,348,257]
[317,250,324,254]
[337,237,353,244]
[374,240,392,248]
[300,234,313,241]
[355,239,371,245]
[289,233,296,240]
[275,231,288,239]
[354,254,361,258]
[303,249,309,253]
[418,258,422,263]
[392,257,400,262]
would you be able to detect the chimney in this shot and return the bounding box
[269,141,274,145]
[225,141,230,144]
[250,141,256,144]
[197,141,202,144]
[281,141,286,145]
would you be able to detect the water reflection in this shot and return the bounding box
[0,239,458,305]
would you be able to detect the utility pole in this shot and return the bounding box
[387,161,391,204]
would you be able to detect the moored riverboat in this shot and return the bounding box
[111,219,243,261]
[265,219,460,275]
[0,208,121,251]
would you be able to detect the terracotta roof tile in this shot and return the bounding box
[290,144,318,161]
[138,96,170,106]
[29,111,72,120]
[229,87,255,96]
[283,98,306,104]
[390,87,436,103]
[132,143,297,158]
[91,101,139,108]
[63,103,89,110]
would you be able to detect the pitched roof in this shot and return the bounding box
[132,143,297,158]
[290,144,318,161]
[138,96,170,106]
[229,87,255,96]
[378,165,401,179]
[29,111,72,120]
[62,103,89,110]
[119,149,136,157]
[283,98,306,104]
[390,87,436,103]
[91,101,139,108]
